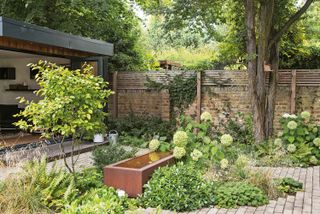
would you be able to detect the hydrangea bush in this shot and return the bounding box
[173,113,225,166]
[278,111,320,166]
[149,139,160,151]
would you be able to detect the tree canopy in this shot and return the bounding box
[137,0,318,141]
[0,0,147,72]
[138,0,320,70]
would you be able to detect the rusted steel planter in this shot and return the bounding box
[103,151,174,197]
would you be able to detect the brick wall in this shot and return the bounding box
[117,89,170,120]
[109,70,320,129]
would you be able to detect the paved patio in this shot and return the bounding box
[143,166,320,214]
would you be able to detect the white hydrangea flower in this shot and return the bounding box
[300,111,311,120]
[274,138,283,147]
[309,156,318,165]
[287,144,296,153]
[149,139,160,151]
[312,127,318,133]
[200,111,213,122]
[173,131,188,147]
[235,155,249,167]
[220,134,233,146]
[211,140,218,145]
[277,131,283,137]
[173,146,186,159]
[282,113,290,118]
[220,159,229,169]
[203,136,211,144]
[289,114,297,119]
[287,121,298,130]
[313,138,320,147]
[190,149,203,161]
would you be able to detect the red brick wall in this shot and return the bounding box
[109,70,320,129]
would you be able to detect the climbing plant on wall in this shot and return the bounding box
[145,72,197,116]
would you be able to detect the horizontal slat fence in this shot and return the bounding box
[111,70,320,89]
[109,69,320,129]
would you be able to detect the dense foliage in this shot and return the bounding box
[0,0,147,71]
[0,158,77,213]
[0,158,132,214]
[138,0,320,69]
[145,73,197,115]
[214,182,268,208]
[214,112,254,145]
[277,111,320,166]
[139,163,215,211]
[62,188,128,214]
[274,177,303,195]
[107,114,176,141]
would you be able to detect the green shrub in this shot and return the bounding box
[75,167,104,194]
[107,114,176,141]
[172,114,224,165]
[62,187,128,214]
[139,163,215,211]
[278,111,320,166]
[92,145,136,170]
[215,182,268,208]
[274,177,303,194]
[118,134,148,148]
[214,112,254,145]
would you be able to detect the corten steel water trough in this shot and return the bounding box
[104,152,174,197]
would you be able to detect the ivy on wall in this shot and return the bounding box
[145,72,197,116]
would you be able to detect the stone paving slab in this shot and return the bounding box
[142,166,320,214]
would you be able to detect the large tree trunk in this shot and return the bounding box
[244,0,266,142]
[244,0,313,142]
[265,41,279,137]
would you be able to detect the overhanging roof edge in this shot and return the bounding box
[0,16,113,56]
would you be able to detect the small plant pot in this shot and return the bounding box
[93,134,104,143]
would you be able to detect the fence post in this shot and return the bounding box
[196,71,202,123]
[112,71,118,118]
[290,70,296,114]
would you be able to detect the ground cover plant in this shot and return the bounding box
[214,182,268,208]
[274,177,303,195]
